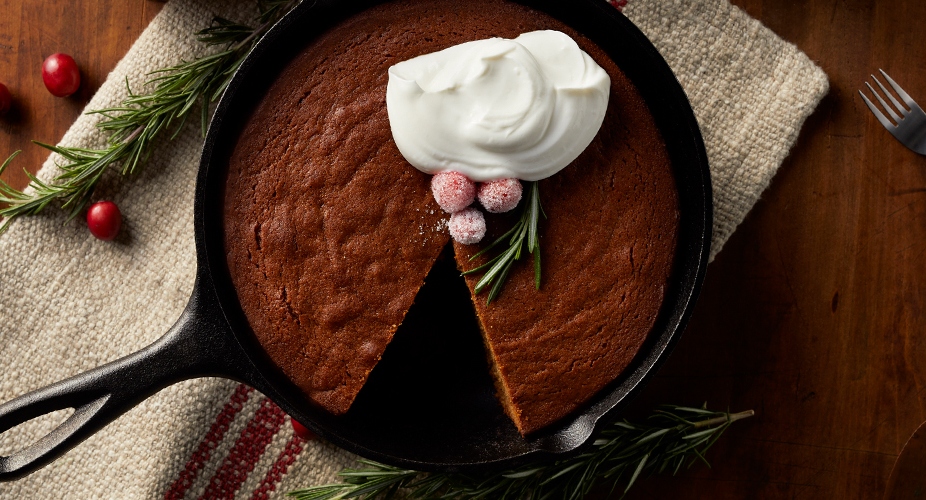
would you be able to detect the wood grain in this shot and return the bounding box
[0,0,162,191]
[2,0,926,498]
[883,421,926,500]
[624,0,926,498]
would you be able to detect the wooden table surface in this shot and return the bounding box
[3,0,926,498]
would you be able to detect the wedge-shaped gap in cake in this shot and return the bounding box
[349,243,511,441]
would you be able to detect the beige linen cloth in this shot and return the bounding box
[0,0,828,498]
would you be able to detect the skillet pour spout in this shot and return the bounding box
[0,0,710,480]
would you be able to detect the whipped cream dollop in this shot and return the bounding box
[386,30,610,182]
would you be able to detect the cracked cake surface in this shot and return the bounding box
[223,0,678,430]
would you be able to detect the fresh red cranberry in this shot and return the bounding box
[42,53,81,97]
[86,201,122,240]
[0,83,11,117]
[290,417,317,440]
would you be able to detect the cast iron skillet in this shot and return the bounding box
[0,0,711,481]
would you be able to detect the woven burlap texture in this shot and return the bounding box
[0,0,828,498]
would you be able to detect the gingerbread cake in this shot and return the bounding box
[453,43,678,432]
[223,0,679,433]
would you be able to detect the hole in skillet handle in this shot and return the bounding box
[0,392,109,480]
[0,408,76,457]
[0,282,267,481]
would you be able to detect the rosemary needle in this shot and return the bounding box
[463,181,544,304]
[288,405,755,500]
[0,0,299,234]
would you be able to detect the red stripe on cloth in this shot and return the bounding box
[164,384,254,500]
[198,397,287,500]
[248,435,307,500]
[608,0,629,12]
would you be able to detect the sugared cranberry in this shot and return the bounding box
[42,53,81,97]
[448,208,486,245]
[478,178,522,213]
[290,417,317,440]
[0,83,11,117]
[86,201,122,240]
[431,171,476,213]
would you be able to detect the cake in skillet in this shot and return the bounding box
[223,0,679,432]
[452,45,678,432]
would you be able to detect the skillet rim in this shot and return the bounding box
[194,0,712,472]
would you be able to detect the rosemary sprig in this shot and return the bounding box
[463,181,544,303]
[289,405,754,500]
[0,0,298,234]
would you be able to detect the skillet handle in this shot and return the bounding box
[0,280,263,481]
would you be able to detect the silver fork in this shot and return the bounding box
[859,69,926,155]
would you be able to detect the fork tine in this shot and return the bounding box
[873,75,908,115]
[880,69,919,109]
[859,90,896,130]
[866,82,902,123]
